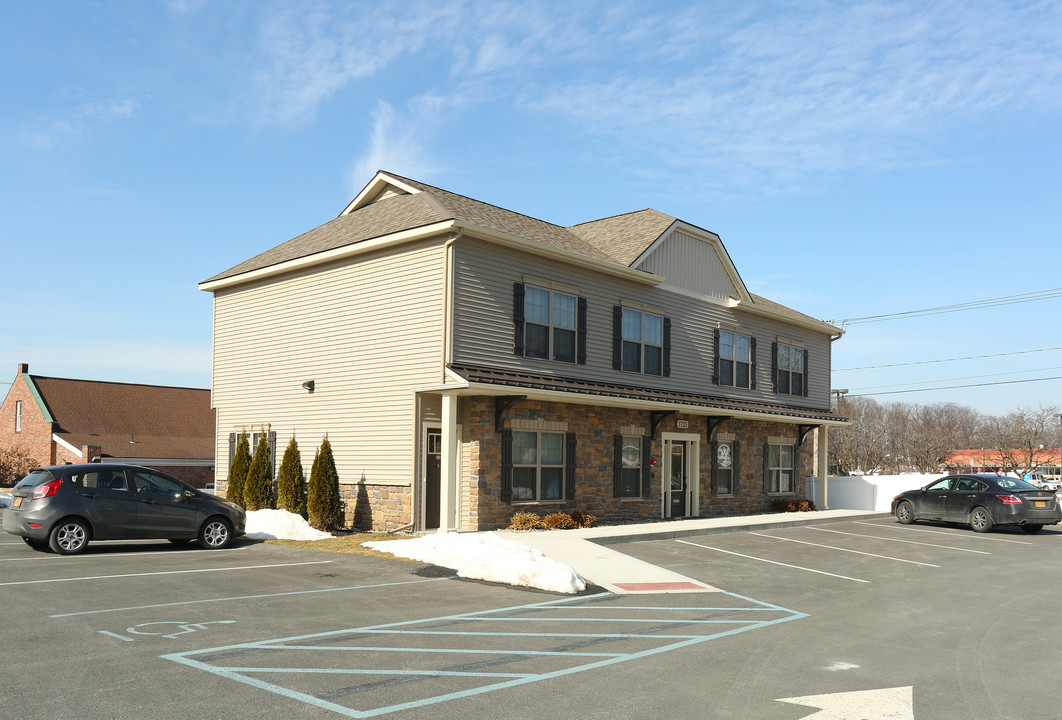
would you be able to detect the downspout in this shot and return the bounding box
[441,228,464,383]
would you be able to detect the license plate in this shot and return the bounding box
[13,497,22,507]
[1035,501,1046,508]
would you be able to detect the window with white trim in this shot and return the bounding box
[512,430,566,502]
[621,308,663,375]
[717,330,752,388]
[766,443,795,493]
[15,400,22,432]
[617,435,643,497]
[523,286,577,363]
[775,342,806,396]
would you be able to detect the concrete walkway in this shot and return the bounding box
[498,509,891,594]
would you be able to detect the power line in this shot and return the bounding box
[834,346,1062,372]
[851,365,1062,391]
[834,287,1062,328]
[847,375,1062,397]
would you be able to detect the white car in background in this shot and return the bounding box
[1024,472,1061,491]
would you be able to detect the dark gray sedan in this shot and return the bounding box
[892,473,1062,533]
[2,463,245,554]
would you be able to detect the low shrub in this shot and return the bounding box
[541,512,577,530]
[569,510,597,528]
[771,497,818,512]
[507,512,542,531]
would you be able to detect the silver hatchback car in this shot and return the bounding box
[2,463,245,554]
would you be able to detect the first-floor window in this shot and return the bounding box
[766,443,795,493]
[512,431,566,502]
[712,441,738,495]
[615,435,645,498]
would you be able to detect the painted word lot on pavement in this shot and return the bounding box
[163,591,803,718]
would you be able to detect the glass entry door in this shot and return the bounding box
[667,440,688,518]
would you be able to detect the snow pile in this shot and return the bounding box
[366,531,586,594]
[245,508,333,541]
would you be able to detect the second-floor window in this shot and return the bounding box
[15,400,22,432]
[514,283,586,364]
[774,342,808,396]
[622,308,662,375]
[714,329,755,389]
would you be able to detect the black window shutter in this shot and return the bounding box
[228,433,236,465]
[612,306,623,370]
[577,297,588,365]
[771,342,779,393]
[749,337,757,389]
[712,328,720,384]
[513,283,525,356]
[663,317,672,377]
[501,429,513,502]
[732,441,741,494]
[565,432,577,500]
[763,442,771,492]
[711,440,720,494]
[793,444,802,491]
[803,349,810,397]
[268,431,277,474]
[613,434,623,498]
[641,435,651,498]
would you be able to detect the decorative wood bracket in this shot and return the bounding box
[797,424,819,448]
[495,395,526,432]
[706,416,732,442]
[650,410,677,439]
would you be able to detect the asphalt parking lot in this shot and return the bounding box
[3,514,1062,719]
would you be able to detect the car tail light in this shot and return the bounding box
[1000,495,1022,504]
[32,478,62,500]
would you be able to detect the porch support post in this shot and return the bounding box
[818,426,829,510]
[440,392,459,531]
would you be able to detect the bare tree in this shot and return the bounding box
[983,404,1061,476]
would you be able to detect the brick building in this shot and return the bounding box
[0,363,215,487]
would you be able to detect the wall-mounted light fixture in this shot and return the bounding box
[302,380,315,393]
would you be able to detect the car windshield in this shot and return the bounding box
[14,470,54,489]
[994,477,1039,491]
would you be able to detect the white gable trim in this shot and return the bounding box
[630,221,751,302]
[340,171,422,216]
[53,434,82,458]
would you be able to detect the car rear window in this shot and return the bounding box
[14,470,55,489]
[996,477,1038,491]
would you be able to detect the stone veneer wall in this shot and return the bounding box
[461,396,816,530]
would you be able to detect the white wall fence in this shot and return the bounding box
[806,474,939,512]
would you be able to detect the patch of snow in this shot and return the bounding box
[366,531,586,594]
[245,508,333,541]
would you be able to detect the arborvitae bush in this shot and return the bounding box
[243,433,275,511]
[226,432,251,507]
[541,512,577,530]
[307,436,343,531]
[276,436,306,517]
[506,512,542,530]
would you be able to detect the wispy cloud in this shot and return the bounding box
[18,95,142,151]
[347,98,446,190]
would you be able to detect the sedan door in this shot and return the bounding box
[946,476,987,521]
[914,477,955,520]
[71,469,139,538]
[130,470,199,538]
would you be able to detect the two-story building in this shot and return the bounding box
[200,171,846,531]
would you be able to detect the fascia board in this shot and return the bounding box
[340,171,422,216]
[450,382,847,426]
[24,373,54,423]
[198,221,456,292]
[630,220,752,301]
[457,222,663,286]
[53,434,82,457]
[732,299,843,336]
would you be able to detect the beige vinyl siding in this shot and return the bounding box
[210,238,447,485]
[451,238,833,410]
[637,229,738,301]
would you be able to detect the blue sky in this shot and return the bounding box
[2,0,1061,416]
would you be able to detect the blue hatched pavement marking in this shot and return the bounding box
[161,591,806,718]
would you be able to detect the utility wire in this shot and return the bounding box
[851,365,1062,391]
[847,375,1062,397]
[834,287,1062,328]
[834,346,1062,372]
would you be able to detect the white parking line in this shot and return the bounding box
[0,546,250,563]
[808,527,991,554]
[748,532,939,567]
[676,539,870,583]
[0,560,332,587]
[852,521,1034,544]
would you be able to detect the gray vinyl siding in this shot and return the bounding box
[637,228,738,301]
[210,238,447,485]
[451,238,833,411]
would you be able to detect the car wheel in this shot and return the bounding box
[198,517,233,550]
[969,507,993,533]
[895,501,915,525]
[1021,524,1044,534]
[49,518,90,555]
